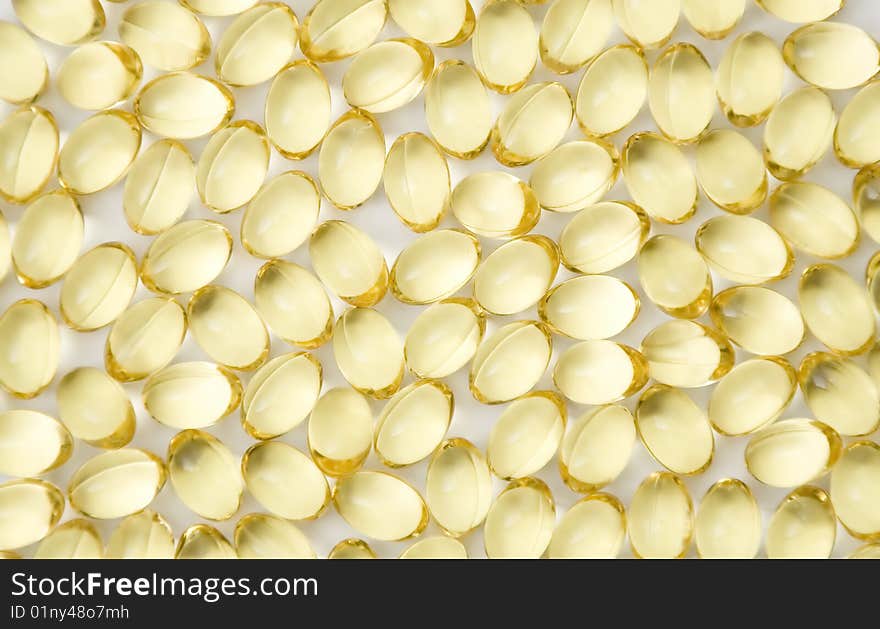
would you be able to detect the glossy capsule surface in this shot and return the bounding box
[404,298,484,379]
[540,0,612,74]
[695,130,767,213]
[0,479,64,550]
[181,0,258,17]
[451,172,540,239]
[300,0,386,63]
[575,45,647,137]
[472,0,537,94]
[783,23,878,91]
[35,519,103,559]
[58,110,141,195]
[756,0,844,22]
[328,539,376,559]
[769,183,859,259]
[695,479,760,559]
[318,110,385,210]
[708,357,796,435]
[12,0,105,46]
[344,39,433,113]
[68,449,165,519]
[168,430,243,520]
[196,121,269,214]
[547,493,626,559]
[709,286,804,356]
[491,81,573,167]
[636,385,714,475]
[638,235,711,319]
[0,410,72,477]
[106,298,186,382]
[695,215,792,284]
[390,229,480,305]
[648,43,714,144]
[242,442,329,521]
[175,525,236,559]
[333,471,428,541]
[831,442,880,540]
[628,472,693,559]
[400,536,468,559]
[425,60,493,159]
[682,0,744,39]
[242,352,321,440]
[253,261,333,348]
[560,201,649,274]
[530,140,618,214]
[0,106,58,205]
[488,391,565,480]
[383,133,450,233]
[375,380,452,467]
[641,320,733,388]
[0,22,47,104]
[188,286,268,371]
[135,73,234,140]
[767,486,836,559]
[425,438,492,536]
[745,419,842,488]
[716,32,784,127]
[484,478,555,559]
[141,220,232,295]
[554,340,648,406]
[763,87,835,181]
[469,321,552,404]
[57,42,142,111]
[308,388,373,477]
[58,367,135,449]
[144,362,241,430]
[215,3,298,87]
[474,236,558,316]
[107,510,175,559]
[540,275,639,341]
[800,264,874,355]
[265,61,331,160]
[235,514,315,559]
[835,81,880,169]
[389,0,474,47]
[12,190,82,288]
[333,308,404,399]
[559,405,635,493]
[310,221,387,307]
[123,140,194,235]
[0,300,59,399]
[60,243,137,331]
[119,1,211,72]
[799,352,879,437]
[622,133,697,223]
[613,0,679,49]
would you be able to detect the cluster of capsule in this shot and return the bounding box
[1,0,880,560]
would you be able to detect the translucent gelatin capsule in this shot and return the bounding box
[328,539,376,559]
[575,45,647,137]
[57,42,142,111]
[769,183,858,259]
[783,23,879,91]
[635,385,714,475]
[344,39,433,113]
[383,133,450,232]
[470,321,553,404]
[540,276,639,341]
[425,438,492,536]
[696,130,767,213]
[215,3,298,87]
[682,0,743,39]
[181,0,257,16]
[168,429,243,520]
[389,0,474,47]
[695,479,760,559]
[0,480,63,550]
[695,215,793,285]
[175,524,236,559]
[333,308,404,399]
[622,133,697,223]
[559,405,635,493]
[242,442,329,520]
[554,340,648,406]
[123,140,194,235]
[849,544,880,559]
[404,298,485,379]
[648,43,713,144]
[547,493,626,558]
[529,140,618,214]
[560,201,649,274]
[196,121,269,214]
[539,0,612,74]
[800,264,874,355]
[318,110,385,210]
[0,300,58,399]
[832,442,880,540]
[400,536,468,559]
[12,190,82,288]
[390,229,480,305]
[310,221,388,307]
[375,380,453,467]
[424,61,492,160]
[299,0,386,63]
[638,235,711,318]
[755,0,844,22]
[58,110,141,195]
[107,510,175,559]
[0,410,72,477]
[58,367,135,449]
[766,486,836,559]
[745,419,842,488]
[0,106,58,205]
[451,172,540,239]
[709,286,805,356]
[265,61,331,160]
[799,353,879,436]
[235,513,315,559]
[491,82,573,166]
[763,87,835,181]
[484,478,555,559]
[835,82,880,169]
[140,220,232,295]
[60,243,137,331]
[12,0,105,46]
[0,22,47,104]
[253,261,333,348]
[34,519,103,559]
[144,362,241,430]
[308,388,373,477]
[135,73,235,139]
[242,352,320,440]
[333,471,428,541]
[708,356,797,435]
[119,1,211,71]
[613,0,679,49]
[628,472,693,559]
[472,0,537,93]
[488,391,565,479]
[68,449,165,519]
[187,286,268,371]
[853,161,880,244]
[641,320,734,388]
[474,236,558,316]
[106,298,186,382]
[716,32,784,127]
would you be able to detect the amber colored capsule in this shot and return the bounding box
[0,106,58,205]
[484,478,555,559]
[119,2,211,71]
[547,493,626,559]
[390,229,480,305]
[559,405,635,493]
[0,410,72,477]
[641,320,734,388]
[425,60,493,159]
[135,72,235,140]
[57,42,142,111]
[716,32,784,127]
[60,243,137,331]
[318,110,385,210]
[58,367,135,449]
[801,264,874,355]
[141,220,232,295]
[187,286,268,371]
[474,236,558,316]
[242,441,329,520]
[144,362,241,430]
[235,513,315,559]
[472,0,537,94]
[242,352,321,440]
[333,471,428,541]
[383,133,450,232]
[709,286,804,356]
[831,442,880,540]
[344,39,433,113]
[333,308,404,399]
[12,0,105,46]
[628,472,693,559]
[175,524,236,559]
[34,519,103,559]
[695,215,793,285]
[180,0,257,16]
[648,43,714,144]
[300,0,386,63]
[0,300,59,399]
[636,385,714,476]
[123,140,193,236]
[265,61,330,160]
[575,45,647,138]
[470,321,553,404]
[695,479,761,559]
[767,486,836,559]
[530,140,618,214]
[560,201,649,274]
[835,82,880,169]
[253,261,333,348]
[708,356,797,436]
[638,235,711,319]
[783,23,879,91]
[0,479,64,550]
[746,419,842,488]
[769,183,859,259]
[12,190,82,288]
[849,544,880,559]
[756,0,844,22]
[539,0,612,74]
[68,449,166,519]
[389,0,473,47]
[196,120,269,214]
[799,352,879,437]
[491,82,573,167]
[168,430,242,521]
[310,221,387,307]
[425,438,492,536]
[763,87,835,181]
[696,130,767,213]
[308,388,373,477]
[215,3,298,87]
[400,536,468,559]
[622,133,697,223]
[404,298,485,379]
[613,0,679,49]
[375,380,453,467]
[540,275,639,341]
[0,22,47,104]
[488,391,565,479]
[554,340,648,406]
[682,0,743,39]
[854,163,880,244]
[451,172,540,239]
[106,298,186,382]
[107,509,175,559]
[58,110,141,195]
[328,539,376,559]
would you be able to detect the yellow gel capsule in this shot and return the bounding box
[560,201,649,274]
[34,519,103,559]
[487,391,565,479]
[0,214,9,284]
[181,0,257,16]
[472,0,537,94]
[491,82,573,167]
[767,486,836,559]
[470,321,552,404]
[0,22,47,104]
[547,493,626,559]
[716,32,784,127]
[333,471,428,541]
[253,261,333,348]
[404,298,485,379]
[119,1,211,72]
[0,300,58,399]
[58,110,141,195]
[135,72,235,139]
[241,352,322,440]
[801,263,874,355]
[123,140,194,235]
[242,441,329,520]
[12,0,104,46]
[622,133,697,223]
[473,235,558,316]
[0,107,58,205]
[187,286,268,371]
[695,215,793,285]
[756,0,844,22]
[682,0,743,39]
[540,0,612,74]
[638,235,711,318]
[0,410,72,477]
[308,388,373,477]
[425,438,492,536]
[383,132,450,232]
[769,183,859,259]
[265,61,331,160]
[762,87,835,181]
[318,110,385,210]
[530,140,618,214]
[783,23,879,91]
[641,320,734,388]
[234,513,315,559]
[540,275,639,341]
[328,539,376,559]
[745,419,842,488]
[0,480,63,550]
[333,308,404,399]
[175,524,236,559]
[835,81,880,169]
[300,0,386,63]
[107,510,175,559]
[849,544,880,559]
[400,536,468,559]
[425,60,493,159]
[12,190,82,288]
[696,130,767,213]
[709,286,805,356]
[60,243,137,331]
[629,472,693,559]
[144,362,241,430]
[310,221,388,307]
[375,380,453,467]
[558,405,635,493]
[389,0,474,47]
[215,3,298,87]
[106,298,187,382]
[636,385,714,475]
[141,220,232,295]
[168,429,243,520]
[708,356,797,436]
[451,172,540,240]
[196,120,269,214]
[554,340,648,405]
[242,171,320,259]
[57,42,142,111]
[390,229,480,305]
[575,45,647,138]
[613,0,679,49]
[58,367,135,449]
[799,352,879,437]
[853,162,880,238]
[343,38,433,113]
[695,479,760,559]
[648,43,713,144]
[831,442,880,540]
[484,478,555,559]
[68,449,165,519]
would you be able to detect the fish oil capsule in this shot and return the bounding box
[187,286,268,371]
[253,261,333,348]
[144,362,241,430]
[801,264,874,355]
[451,172,540,239]
[12,190,82,288]
[58,110,141,195]
[375,380,453,467]
[196,121,269,214]
[540,276,639,341]
[343,39,434,113]
[241,170,320,258]
[141,220,232,295]
[850,544,880,559]
[318,110,385,210]
[0,215,9,284]
[709,287,805,356]
[390,229,481,305]
[682,0,743,39]
[622,133,697,223]
[333,308,404,399]
[308,388,373,477]
[333,471,428,541]
[648,44,714,144]
[383,133,450,233]
[106,298,186,381]
[0,410,72,477]
[835,82,880,169]
[854,164,880,245]
[329,539,376,559]
[559,405,635,493]
[168,429,243,520]
[123,140,194,235]
[575,45,647,137]
[530,141,618,214]
[783,23,879,91]
[488,391,566,479]
[641,320,734,388]
[638,235,711,318]
[265,61,331,160]
[241,352,321,439]
[300,0,386,63]
[389,0,474,47]
[135,73,235,139]
[767,486,836,559]
[696,130,767,213]
[181,0,257,16]
[472,0,538,94]
[0,107,58,205]
[35,519,103,559]
[175,524,236,559]
[470,321,553,404]
[235,513,315,559]
[12,0,104,46]
[554,340,648,406]
[756,0,844,22]
[58,367,135,449]
[613,0,679,49]
[57,42,142,111]
[799,353,879,436]
[107,510,174,559]
[400,536,468,559]
[763,87,835,181]
[484,478,555,559]
[695,479,760,559]
[629,472,693,559]
[636,385,714,475]
[60,243,137,331]
[310,221,388,307]
[695,215,793,284]
[0,22,47,104]
[831,442,880,540]
[119,2,211,71]
[242,442,329,520]
[68,449,165,519]
[560,201,649,274]
[708,357,797,435]
[716,32,784,127]
[404,299,485,379]
[0,300,58,399]
[425,438,492,536]
[425,60,493,159]
[547,493,626,559]
[745,419,842,488]
[539,0,613,74]
[769,184,859,259]
[491,82,573,167]
[215,3,298,87]
[0,480,64,550]
[473,236,559,316]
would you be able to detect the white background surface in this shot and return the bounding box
[1,0,879,559]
